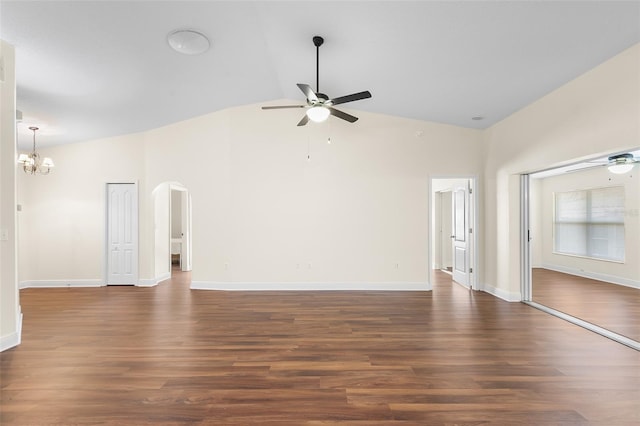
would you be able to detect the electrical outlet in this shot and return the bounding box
[0,229,8,241]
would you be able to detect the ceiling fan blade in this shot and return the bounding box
[297,115,310,126]
[330,90,372,106]
[329,107,358,123]
[262,105,305,110]
[297,83,318,103]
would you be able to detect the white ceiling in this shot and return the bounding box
[2,1,639,149]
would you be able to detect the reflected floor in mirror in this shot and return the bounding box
[532,268,640,342]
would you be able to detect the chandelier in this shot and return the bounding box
[17,127,54,175]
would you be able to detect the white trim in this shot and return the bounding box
[191,281,431,291]
[540,264,640,290]
[521,174,532,301]
[137,273,171,287]
[19,279,103,289]
[0,308,22,352]
[482,282,522,302]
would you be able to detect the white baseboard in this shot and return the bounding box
[540,264,640,290]
[191,281,432,291]
[18,274,175,289]
[19,279,103,289]
[137,273,171,287]
[0,308,22,352]
[482,283,522,302]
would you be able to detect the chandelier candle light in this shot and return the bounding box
[17,127,54,175]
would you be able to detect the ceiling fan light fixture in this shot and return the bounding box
[608,153,636,174]
[306,106,330,123]
[167,29,210,55]
[608,163,634,174]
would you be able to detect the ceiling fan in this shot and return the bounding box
[582,152,640,174]
[262,36,372,126]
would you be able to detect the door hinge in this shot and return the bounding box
[469,267,473,273]
[469,228,473,234]
[469,188,473,195]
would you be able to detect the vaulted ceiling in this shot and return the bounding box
[2,1,639,149]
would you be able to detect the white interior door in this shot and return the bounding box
[440,191,453,272]
[452,184,470,287]
[181,191,192,271]
[107,183,138,285]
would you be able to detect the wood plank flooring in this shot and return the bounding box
[2,269,639,425]
[532,268,640,342]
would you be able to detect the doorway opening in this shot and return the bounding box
[152,182,192,284]
[431,177,477,290]
[170,185,192,275]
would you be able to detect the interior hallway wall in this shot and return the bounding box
[0,40,20,351]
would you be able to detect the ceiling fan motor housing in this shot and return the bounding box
[609,153,634,163]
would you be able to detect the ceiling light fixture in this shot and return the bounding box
[17,127,54,175]
[306,105,330,123]
[607,153,636,174]
[167,29,210,55]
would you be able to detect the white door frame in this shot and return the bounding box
[520,174,532,301]
[429,176,479,291]
[104,181,139,285]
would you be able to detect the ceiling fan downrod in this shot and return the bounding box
[313,36,324,94]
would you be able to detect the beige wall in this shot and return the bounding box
[17,133,147,284]
[482,43,640,300]
[532,166,639,288]
[0,40,20,350]
[17,103,484,289]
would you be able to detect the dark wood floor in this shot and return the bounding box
[2,269,639,425]
[532,268,640,342]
